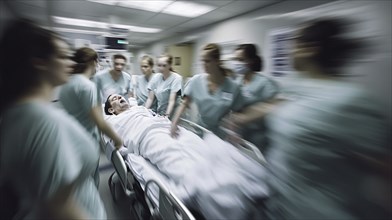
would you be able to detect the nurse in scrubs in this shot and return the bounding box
[145,53,182,117]
[170,43,244,137]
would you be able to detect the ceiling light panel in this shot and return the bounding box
[87,0,215,17]
[118,0,173,12]
[53,16,107,28]
[162,1,215,17]
[53,16,161,33]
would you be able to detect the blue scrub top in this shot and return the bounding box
[184,73,244,134]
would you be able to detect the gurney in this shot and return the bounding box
[101,118,267,220]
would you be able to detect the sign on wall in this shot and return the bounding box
[267,28,296,77]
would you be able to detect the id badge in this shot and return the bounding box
[222,92,233,101]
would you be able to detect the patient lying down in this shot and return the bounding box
[104,94,268,219]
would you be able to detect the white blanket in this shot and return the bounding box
[107,106,269,219]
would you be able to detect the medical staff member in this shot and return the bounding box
[0,19,106,219]
[231,44,279,151]
[59,47,123,186]
[170,43,244,137]
[233,44,278,106]
[145,53,182,117]
[94,53,133,102]
[135,55,157,111]
[263,18,390,219]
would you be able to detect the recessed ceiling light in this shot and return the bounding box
[87,0,215,17]
[52,16,161,33]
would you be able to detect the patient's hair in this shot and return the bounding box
[104,95,113,115]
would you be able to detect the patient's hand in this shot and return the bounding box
[170,123,179,138]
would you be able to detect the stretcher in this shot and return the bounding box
[102,118,267,220]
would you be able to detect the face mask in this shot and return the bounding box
[231,60,250,75]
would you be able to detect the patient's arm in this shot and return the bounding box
[145,91,155,109]
[170,96,191,138]
[90,105,123,149]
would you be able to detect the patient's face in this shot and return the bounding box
[109,94,130,114]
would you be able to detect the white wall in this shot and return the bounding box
[135,0,391,122]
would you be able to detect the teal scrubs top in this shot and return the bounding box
[235,73,278,107]
[93,70,133,103]
[0,102,106,219]
[264,79,389,220]
[59,74,99,142]
[147,72,182,115]
[135,74,157,112]
[184,73,244,135]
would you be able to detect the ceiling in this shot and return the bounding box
[4,0,283,47]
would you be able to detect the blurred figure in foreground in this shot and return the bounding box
[0,19,106,219]
[263,18,391,219]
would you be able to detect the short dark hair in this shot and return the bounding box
[104,95,113,115]
[112,54,127,62]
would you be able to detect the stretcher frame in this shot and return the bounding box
[102,118,267,220]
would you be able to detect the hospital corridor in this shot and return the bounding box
[0,0,391,219]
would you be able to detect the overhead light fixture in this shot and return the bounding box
[87,0,215,17]
[162,1,215,17]
[118,1,173,13]
[53,16,107,29]
[52,27,108,35]
[52,16,161,33]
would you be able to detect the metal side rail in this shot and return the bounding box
[179,119,267,166]
[111,148,136,198]
[221,127,267,166]
[145,179,196,220]
[178,118,211,138]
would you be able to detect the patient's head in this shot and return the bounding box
[104,94,130,115]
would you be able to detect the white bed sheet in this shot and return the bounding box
[106,107,269,219]
[125,132,269,220]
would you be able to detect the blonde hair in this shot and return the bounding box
[141,55,154,67]
[158,53,175,72]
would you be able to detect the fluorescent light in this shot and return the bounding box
[162,1,215,17]
[118,1,173,12]
[53,16,107,29]
[87,0,215,18]
[110,24,161,33]
[52,16,161,33]
[53,27,108,35]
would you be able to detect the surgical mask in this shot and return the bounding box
[231,60,250,75]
